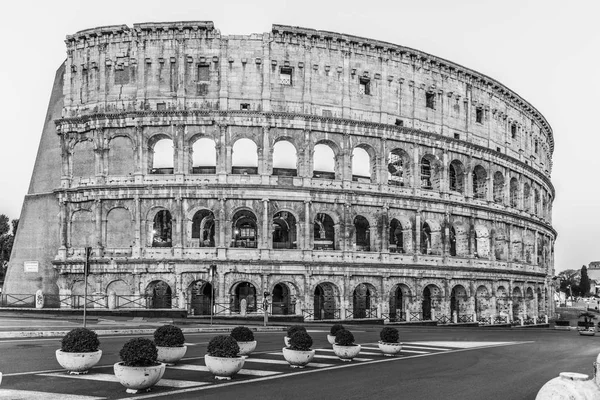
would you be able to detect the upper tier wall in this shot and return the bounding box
[63,22,554,177]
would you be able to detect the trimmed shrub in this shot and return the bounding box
[61,328,100,353]
[335,329,355,346]
[230,326,254,342]
[119,338,158,367]
[154,324,185,347]
[207,335,240,358]
[287,325,306,337]
[379,327,400,343]
[329,324,345,336]
[289,331,313,351]
[554,320,570,326]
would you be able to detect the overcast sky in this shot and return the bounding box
[0,0,598,273]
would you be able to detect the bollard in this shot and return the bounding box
[35,290,44,309]
[0,371,2,385]
[536,351,600,399]
[107,291,117,310]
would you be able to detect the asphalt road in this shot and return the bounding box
[0,326,596,400]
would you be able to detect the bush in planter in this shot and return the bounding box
[61,328,100,352]
[119,338,159,367]
[154,324,185,347]
[287,325,307,338]
[207,335,240,358]
[231,326,254,342]
[335,329,355,346]
[329,324,345,336]
[555,320,570,326]
[289,331,313,351]
[379,327,399,344]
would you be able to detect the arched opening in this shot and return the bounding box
[146,280,172,309]
[152,210,172,247]
[450,285,468,322]
[474,225,490,258]
[526,287,535,317]
[354,215,370,251]
[72,140,95,178]
[493,171,505,203]
[389,284,410,321]
[422,286,433,320]
[70,210,95,248]
[231,209,257,248]
[313,143,336,179]
[192,137,216,174]
[232,282,257,313]
[352,147,371,182]
[475,285,490,321]
[523,183,531,212]
[313,282,337,320]
[150,138,174,174]
[534,189,540,215]
[272,140,297,176]
[272,211,297,249]
[387,149,410,187]
[353,283,374,318]
[271,283,292,315]
[313,213,335,250]
[510,178,519,207]
[389,218,404,253]
[449,160,464,193]
[421,222,432,254]
[472,165,487,200]
[188,280,212,315]
[420,157,432,189]
[106,208,133,249]
[232,138,258,175]
[108,136,134,176]
[537,288,544,315]
[512,287,523,320]
[191,210,215,247]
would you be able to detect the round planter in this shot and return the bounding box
[156,345,187,365]
[282,347,315,368]
[237,340,257,356]
[113,362,166,394]
[204,355,245,380]
[56,349,102,374]
[284,336,291,347]
[378,341,402,356]
[327,334,336,345]
[332,344,361,362]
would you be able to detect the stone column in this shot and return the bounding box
[259,124,271,180]
[415,212,421,255]
[134,196,142,257]
[380,138,388,186]
[219,198,227,248]
[534,230,539,265]
[58,199,68,260]
[175,197,184,255]
[304,200,311,250]
[262,199,270,249]
[382,204,389,252]
[94,199,102,250]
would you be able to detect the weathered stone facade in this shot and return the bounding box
[4,22,556,322]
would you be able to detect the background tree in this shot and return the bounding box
[580,265,591,297]
[0,215,18,283]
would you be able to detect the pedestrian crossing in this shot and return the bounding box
[0,341,519,400]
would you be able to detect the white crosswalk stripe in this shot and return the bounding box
[317,348,381,356]
[168,364,281,377]
[242,358,333,368]
[39,372,207,388]
[0,389,105,400]
[268,352,373,362]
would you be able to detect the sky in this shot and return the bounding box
[0,0,598,272]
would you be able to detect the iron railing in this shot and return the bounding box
[0,294,36,307]
[345,308,378,319]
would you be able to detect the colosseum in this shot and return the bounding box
[3,21,556,324]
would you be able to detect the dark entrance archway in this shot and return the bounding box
[188,280,212,315]
[233,282,257,313]
[147,280,172,309]
[353,283,373,318]
[422,286,432,320]
[450,285,467,322]
[314,283,337,320]
[389,284,408,321]
[272,283,292,315]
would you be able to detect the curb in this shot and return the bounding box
[0,326,286,339]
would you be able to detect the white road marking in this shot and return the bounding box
[168,364,281,377]
[0,389,105,399]
[401,349,429,354]
[402,345,452,351]
[317,348,381,356]
[242,358,333,368]
[268,352,373,362]
[38,372,206,388]
[406,341,516,348]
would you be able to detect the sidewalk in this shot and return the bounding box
[0,311,286,339]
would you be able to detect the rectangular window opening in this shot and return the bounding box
[157,102,166,111]
[240,103,250,110]
[198,65,210,81]
[359,77,371,95]
[114,66,130,85]
[476,108,483,124]
[395,119,404,127]
[454,133,460,140]
[426,92,435,109]
[511,124,517,139]
[279,67,293,85]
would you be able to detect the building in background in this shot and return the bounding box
[3,22,556,323]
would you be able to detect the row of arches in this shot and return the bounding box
[68,135,552,219]
[80,279,545,321]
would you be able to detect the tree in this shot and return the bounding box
[580,265,591,297]
[0,215,18,283]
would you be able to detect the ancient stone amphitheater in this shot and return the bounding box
[3,21,556,323]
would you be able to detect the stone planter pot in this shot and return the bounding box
[284,336,291,347]
[282,347,315,368]
[378,341,402,356]
[327,334,336,345]
[332,344,361,362]
[204,355,245,380]
[156,345,187,365]
[237,340,257,356]
[113,362,166,394]
[56,349,102,374]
